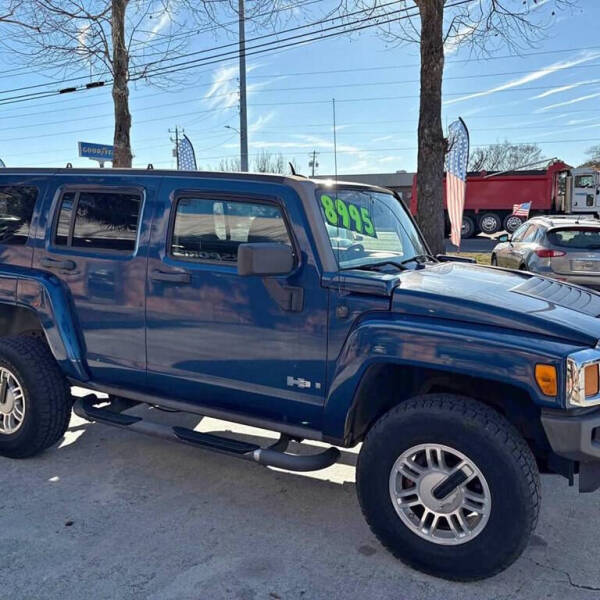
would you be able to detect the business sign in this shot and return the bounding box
[78,141,114,162]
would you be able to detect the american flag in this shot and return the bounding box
[177,134,197,170]
[512,202,531,217]
[445,118,470,248]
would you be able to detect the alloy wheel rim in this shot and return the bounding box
[481,216,498,233]
[505,216,522,232]
[389,443,491,546]
[0,367,25,435]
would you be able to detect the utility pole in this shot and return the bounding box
[308,150,319,176]
[169,127,180,169]
[238,0,249,172]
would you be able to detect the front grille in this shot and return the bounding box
[511,276,600,316]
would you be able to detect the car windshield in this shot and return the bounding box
[317,186,427,269]
[547,227,600,249]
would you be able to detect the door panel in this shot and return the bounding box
[31,176,156,387]
[145,182,328,429]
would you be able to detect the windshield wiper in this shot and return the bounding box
[341,260,406,272]
[399,253,437,267]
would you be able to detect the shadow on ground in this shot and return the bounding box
[1,408,599,600]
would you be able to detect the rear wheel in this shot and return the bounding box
[0,337,71,458]
[356,395,540,580]
[491,254,497,266]
[503,214,524,234]
[461,216,476,239]
[478,213,502,235]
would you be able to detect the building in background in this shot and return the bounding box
[316,171,414,206]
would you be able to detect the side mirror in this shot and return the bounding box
[237,243,294,276]
[498,234,510,242]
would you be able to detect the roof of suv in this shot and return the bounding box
[0,167,393,195]
[528,215,600,229]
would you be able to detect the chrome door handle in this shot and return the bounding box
[40,257,76,271]
[151,269,190,284]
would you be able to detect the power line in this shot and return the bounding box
[0,0,410,100]
[0,0,462,107]
[0,0,325,83]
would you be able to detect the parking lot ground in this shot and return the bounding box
[2,396,600,600]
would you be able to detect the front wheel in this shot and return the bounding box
[356,395,540,580]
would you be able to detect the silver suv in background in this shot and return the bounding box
[491,216,600,290]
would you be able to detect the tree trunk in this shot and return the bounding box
[111,0,132,168]
[415,0,446,255]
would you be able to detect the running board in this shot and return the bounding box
[72,395,339,472]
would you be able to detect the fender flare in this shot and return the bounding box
[0,265,88,381]
[321,316,575,443]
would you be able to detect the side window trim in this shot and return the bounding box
[166,192,298,267]
[51,186,143,254]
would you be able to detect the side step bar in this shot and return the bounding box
[72,395,340,472]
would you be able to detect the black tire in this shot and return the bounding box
[461,215,475,239]
[356,394,540,581]
[0,336,71,458]
[478,212,502,235]
[490,254,497,266]
[503,214,523,234]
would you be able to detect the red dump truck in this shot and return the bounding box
[410,161,600,238]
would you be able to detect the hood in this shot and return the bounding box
[391,262,600,347]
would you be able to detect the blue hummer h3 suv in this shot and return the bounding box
[0,167,599,580]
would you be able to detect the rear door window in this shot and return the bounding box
[0,186,38,245]
[547,228,600,249]
[54,189,141,252]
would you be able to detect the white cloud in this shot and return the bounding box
[249,112,275,134]
[151,11,172,36]
[531,79,600,99]
[536,91,600,112]
[204,65,282,111]
[444,51,600,105]
[371,134,394,143]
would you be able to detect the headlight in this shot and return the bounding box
[566,349,600,408]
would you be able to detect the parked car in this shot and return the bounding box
[2,169,600,581]
[491,215,600,289]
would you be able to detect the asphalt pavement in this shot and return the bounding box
[1,391,600,600]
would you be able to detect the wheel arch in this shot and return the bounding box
[343,363,550,457]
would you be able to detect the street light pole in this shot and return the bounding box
[238,0,249,172]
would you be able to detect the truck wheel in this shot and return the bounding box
[461,216,475,239]
[0,336,71,458]
[478,213,501,235]
[503,214,523,233]
[356,394,540,581]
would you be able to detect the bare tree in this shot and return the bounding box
[468,141,544,172]
[8,0,308,167]
[214,151,297,174]
[579,145,600,169]
[344,0,575,254]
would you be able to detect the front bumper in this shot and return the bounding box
[541,408,600,492]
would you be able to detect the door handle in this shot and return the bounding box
[40,257,76,271]
[151,269,190,284]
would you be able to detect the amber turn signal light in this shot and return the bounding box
[585,364,599,397]
[535,364,558,396]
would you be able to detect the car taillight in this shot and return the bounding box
[534,249,566,258]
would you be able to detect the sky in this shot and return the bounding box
[0,0,597,176]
